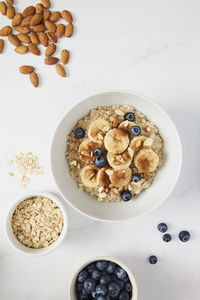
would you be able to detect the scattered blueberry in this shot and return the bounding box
[95,284,107,296]
[119,290,130,300]
[132,173,141,183]
[100,275,111,285]
[106,262,116,274]
[149,255,158,264]
[179,231,190,242]
[163,233,172,243]
[77,270,88,283]
[75,127,85,139]
[125,282,132,293]
[108,282,120,298]
[111,274,118,282]
[94,147,103,157]
[84,278,96,293]
[76,283,84,292]
[130,125,141,136]
[115,267,127,281]
[158,223,168,233]
[124,112,135,122]
[87,263,96,274]
[94,156,107,168]
[116,279,125,290]
[92,269,101,281]
[121,190,132,202]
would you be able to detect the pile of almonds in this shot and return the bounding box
[0,0,73,87]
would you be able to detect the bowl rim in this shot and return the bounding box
[69,256,138,300]
[4,191,68,256]
[50,89,182,222]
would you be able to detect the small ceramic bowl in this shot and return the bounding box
[5,192,68,256]
[70,256,138,300]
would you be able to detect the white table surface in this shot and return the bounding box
[0,0,200,299]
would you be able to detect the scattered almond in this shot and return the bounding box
[32,24,46,32]
[113,116,119,128]
[35,3,43,14]
[8,33,21,46]
[0,39,4,53]
[6,0,13,5]
[56,23,65,38]
[61,49,69,64]
[30,72,39,87]
[38,32,48,47]
[22,5,35,18]
[62,10,73,23]
[44,56,59,65]
[43,9,51,20]
[30,14,43,26]
[56,63,66,77]
[28,43,40,55]
[15,26,31,34]
[21,15,32,26]
[15,45,28,54]
[47,32,57,43]
[45,20,56,33]
[12,13,22,26]
[65,23,74,37]
[30,31,40,44]
[19,65,34,74]
[0,1,7,15]
[42,0,50,9]
[6,5,15,19]
[17,33,30,44]
[50,11,61,22]
[0,25,12,36]
[45,43,56,56]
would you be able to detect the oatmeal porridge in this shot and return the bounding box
[66,105,163,202]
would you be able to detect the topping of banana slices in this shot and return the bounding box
[104,128,129,154]
[88,119,111,144]
[97,168,111,187]
[118,120,136,133]
[134,149,159,173]
[107,147,134,170]
[129,136,153,153]
[80,165,99,188]
[78,138,99,164]
[106,168,132,188]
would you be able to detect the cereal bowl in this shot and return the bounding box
[70,256,138,300]
[5,192,68,256]
[50,90,182,221]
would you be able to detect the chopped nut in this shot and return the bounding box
[70,160,77,166]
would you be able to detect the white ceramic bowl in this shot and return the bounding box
[5,192,68,256]
[70,256,138,300]
[50,90,182,221]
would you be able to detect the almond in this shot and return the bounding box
[12,13,22,26]
[45,20,56,33]
[41,0,50,9]
[6,0,13,5]
[0,1,7,15]
[35,3,43,14]
[50,11,61,22]
[62,10,73,23]
[30,72,39,87]
[15,26,31,34]
[6,5,15,19]
[30,14,43,26]
[30,31,40,44]
[43,9,51,20]
[21,15,32,26]
[15,45,28,54]
[38,32,48,47]
[56,24,65,38]
[0,39,4,53]
[44,56,59,65]
[28,43,40,55]
[45,43,56,56]
[17,33,30,43]
[61,49,69,64]
[32,24,46,32]
[22,5,35,18]
[56,63,66,77]
[47,32,57,43]
[19,65,34,74]
[0,25,12,36]
[8,33,21,46]
[65,23,74,37]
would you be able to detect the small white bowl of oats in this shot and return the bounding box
[5,192,68,256]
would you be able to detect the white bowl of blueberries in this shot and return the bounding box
[70,257,138,300]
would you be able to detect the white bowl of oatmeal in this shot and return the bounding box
[50,90,182,221]
[5,192,68,256]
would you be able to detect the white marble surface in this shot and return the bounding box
[0,0,200,299]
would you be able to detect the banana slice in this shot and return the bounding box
[88,119,111,144]
[97,168,111,187]
[106,168,132,188]
[129,136,153,153]
[80,165,99,188]
[134,149,159,173]
[118,120,136,133]
[78,138,99,164]
[107,147,133,170]
[104,128,129,154]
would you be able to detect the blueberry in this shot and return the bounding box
[125,282,132,293]
[78,289,90,300]
[83,278,96,293]
[119,291,129,300]
[75,127,85,139]
[108,282,120,298]
[179,231,190,242]
[149,255,158,264]
[116,279,125,290]
[121,191,132,202]
[94,156,107,168]
[130,126,141,136]
[132,173,141,183]
[124,112,135,122]
[100,275,111,285]
[87,263,96,274]
[96,261,108,271]
[92,269,101,281]
[106,262,116,274]
[111,274,118,282]
[158,223,168,233]
[76,283,84,292]
[95,284,107,296]
[163,233,171,242]
[96,297,106,300]
[77,270,88,283]
[115,267,127,281]
[94,147,103,157]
